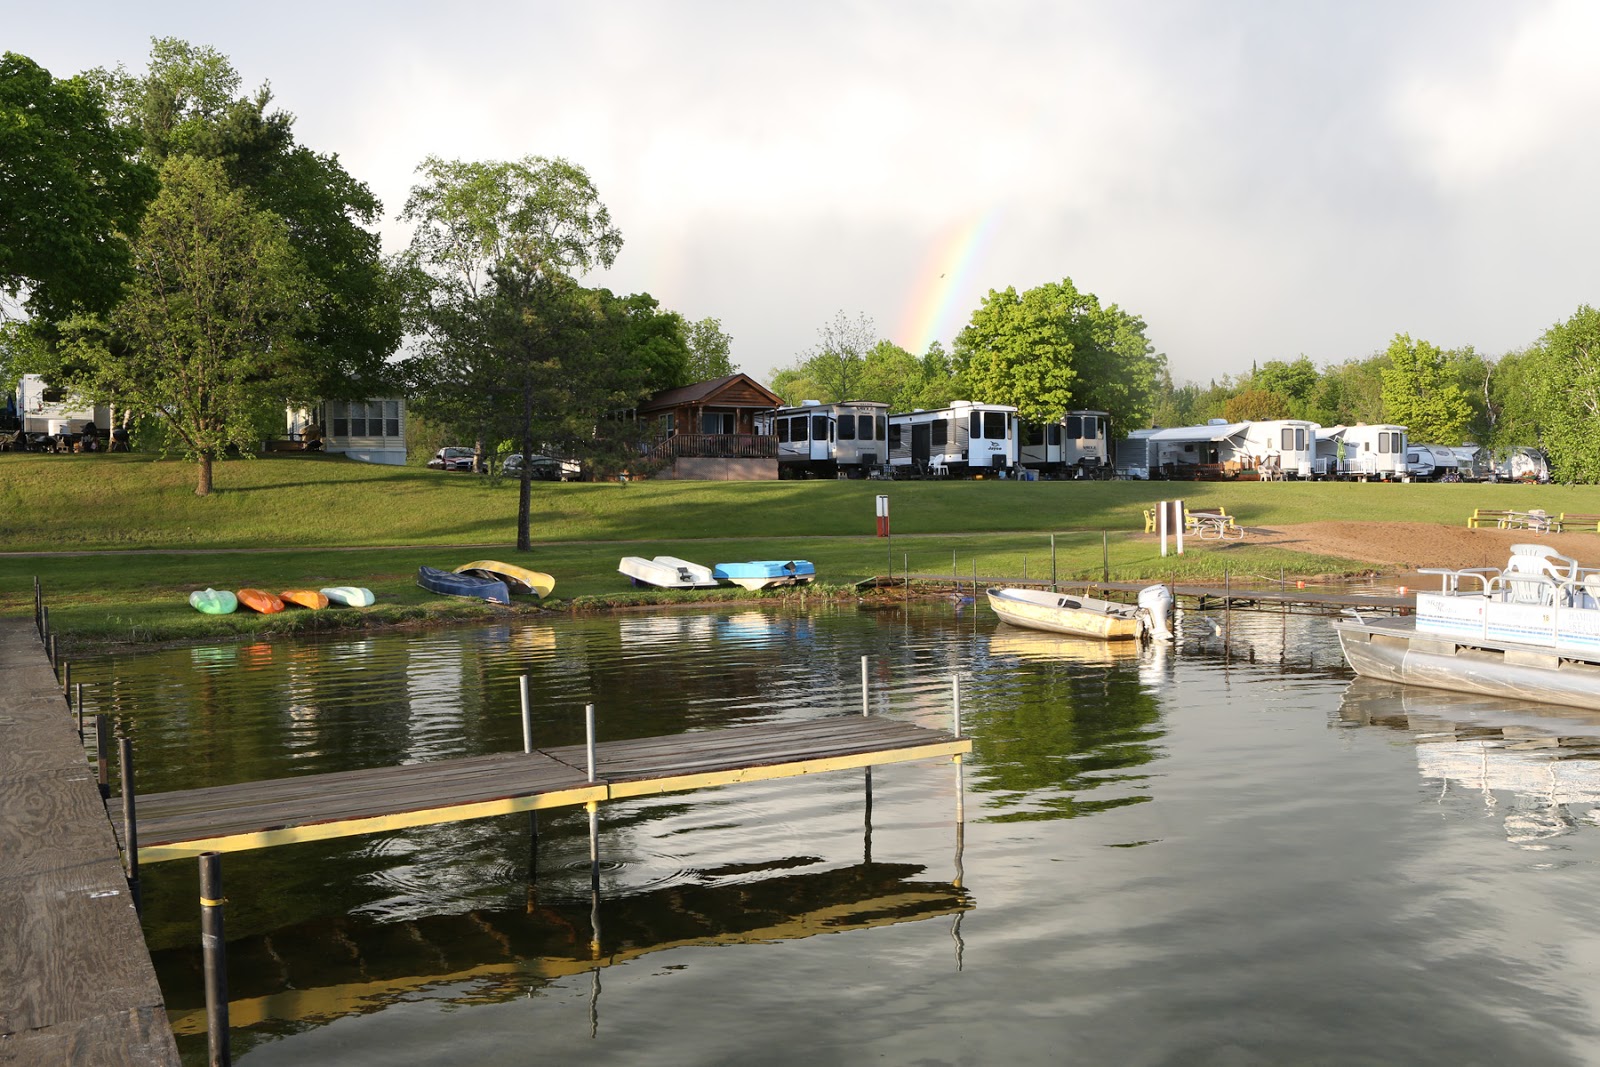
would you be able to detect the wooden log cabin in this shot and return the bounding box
[638,373,783,480]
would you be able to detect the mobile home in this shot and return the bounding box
[770,400,890,478]
[888,401,1019,477]
[1019,410,1112,478]
[1316,424,1408,481]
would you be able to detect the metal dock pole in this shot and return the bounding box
[199,852,231,1066]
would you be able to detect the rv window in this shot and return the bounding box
[1048,424,1061,445]
[983,412,1007,439]
[931,419,948,447]
[791,416,808,442]
[813,415,829,442]
[859,415,874,442]
[776,419,790,443]
[1023,423,1043,446]
[1295,428,1306,450]
[1280,428,1293,450]
[1089,416,1101,438]
[838,415,856,441]
[1065,415,1081,439]
[969,412,980,438]
[877,416,887,442]
[889,424,900,449]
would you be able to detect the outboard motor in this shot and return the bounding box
[1137,584,1175,641]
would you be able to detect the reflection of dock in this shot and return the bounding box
[156,860,971,1034]
[118,717,970,863]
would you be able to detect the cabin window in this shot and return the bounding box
[791,416,808,442]
[983,412,1006,439]
[931,419,948,447]
[838,414,856,440]
[813,415,829,442]
[776,418,789,443]
[701,411,735,434]
[1065,415,1081,439]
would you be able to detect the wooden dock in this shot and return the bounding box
[117,716,970,864]
[871,574,1416,613]
[0,617,181,1064]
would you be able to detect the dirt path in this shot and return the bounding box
[1241,521,1600,574]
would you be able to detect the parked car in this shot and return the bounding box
[427,446,476,472]
[503,453,579,481]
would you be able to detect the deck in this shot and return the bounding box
[0,617,181,1064]
[114,717,969,864]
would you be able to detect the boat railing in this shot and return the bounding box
[1417,566,1497,594]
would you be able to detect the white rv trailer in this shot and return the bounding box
[1496,446,1551,483]
[1123,419,1320,480]
[888,401,1019,476]
[1019,410,1112,478]
[1315,424,1408,481]
[1404,443,1461,481]
[770,400,890,478]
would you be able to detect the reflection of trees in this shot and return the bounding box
[967,662,1164,822]
[151,859,970,1052]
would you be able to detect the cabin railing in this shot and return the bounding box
[652,433,777,460]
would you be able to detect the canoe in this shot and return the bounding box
[417,565,509,604]
[280,589,330,610]
[711,560,816,591]
[189,588,238,615]
[237,588,286,615]
[453,559,556,598]
[618,555,721,589]
[986,587,1143,641]
[320,586,376,607]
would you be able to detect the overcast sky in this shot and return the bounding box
[12,1,1600,385]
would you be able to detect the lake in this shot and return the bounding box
[81,600,1600,1065]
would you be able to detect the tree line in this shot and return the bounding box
[0,40,732,520]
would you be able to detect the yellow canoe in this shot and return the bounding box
[453,560,555,598]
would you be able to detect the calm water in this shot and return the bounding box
[81,601,1600,1065]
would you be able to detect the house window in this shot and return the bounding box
[659,413,676,435]
[350,403,367,436]
[838,415,856,441]
[384,400,400,438]
[332,405,348,437]
[701,411,734,434]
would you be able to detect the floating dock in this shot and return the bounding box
[870,574,1415,614]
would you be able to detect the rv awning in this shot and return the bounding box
[1143,423,1249,444]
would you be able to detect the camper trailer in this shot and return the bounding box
[1316,424,1408,481]
[1120,419,1319,480]
[1494,446,1551,483]
[888,401,1019,477]
[1019,410,1112,478]
[1405,443,1461,481]
[770,400,890,478]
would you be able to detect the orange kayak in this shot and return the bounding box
[280,589,330,610]
[237,588,286,614]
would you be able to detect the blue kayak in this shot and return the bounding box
[712,560,816,590]
[417,565,510,604]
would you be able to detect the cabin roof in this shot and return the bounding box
[638,373,784,415]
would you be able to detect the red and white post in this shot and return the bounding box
[876,494,890,538]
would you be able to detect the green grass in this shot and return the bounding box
[4,452,1596,646]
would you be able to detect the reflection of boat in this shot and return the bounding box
[1334,543,1600,710]
[153,860,970,1035]
[712,560,816,590]
[188,588,237,615]
[417,565,508,604]
[988,627,1145,665]
[618,555,720,588]
[618,613,717,644]
[1339,679,1600,845]
[453,560,555,598]
[986,587,1144,640]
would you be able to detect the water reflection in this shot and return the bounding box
[1339,679,1600,849]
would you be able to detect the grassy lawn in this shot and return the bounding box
[3,451,1596,646]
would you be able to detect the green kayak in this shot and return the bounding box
[189,588,238,615]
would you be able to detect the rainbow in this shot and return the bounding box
[897,212,1000,355]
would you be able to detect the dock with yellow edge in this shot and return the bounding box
[116,715,970,864]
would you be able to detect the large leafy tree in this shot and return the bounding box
[1528,306,1600,483]
[59,155,314,494]
[1379,333,1476,444]
[954,278,1162,429]
[100,38,399,399]
[400,154,624,549]
[684,316,735,380]
[799,310,875,401]
[0,53,157,324]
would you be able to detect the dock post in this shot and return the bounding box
[860,655,869,716]
[47,633,57,674]
[34,576,41,637]
[62,660,70,698]
[585,703,600,897]
[1103,531,1109,582]
[199,852,231,1067]
[95,713,110,800]
[952,674,965,825]
[118,731,141,915]
[520,675,539,865]
[75,682,84,739]
[1051,533,1057,591]
[42,605,50,646]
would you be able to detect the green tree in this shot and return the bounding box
[1223,387,1292,422]
[684,316,735,380]
[59,155,314,494]
[0,52,157,322]
[1528,306,1600,483]
[1484,347,1544,448]
[595,291,689,394]
[954,278,1162,429]
[400,153,624,548]
[795,310,875,401]
[1379,333,1475,444]
[856,340,920,406]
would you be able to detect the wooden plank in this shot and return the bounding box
[0,1004,180,1065]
